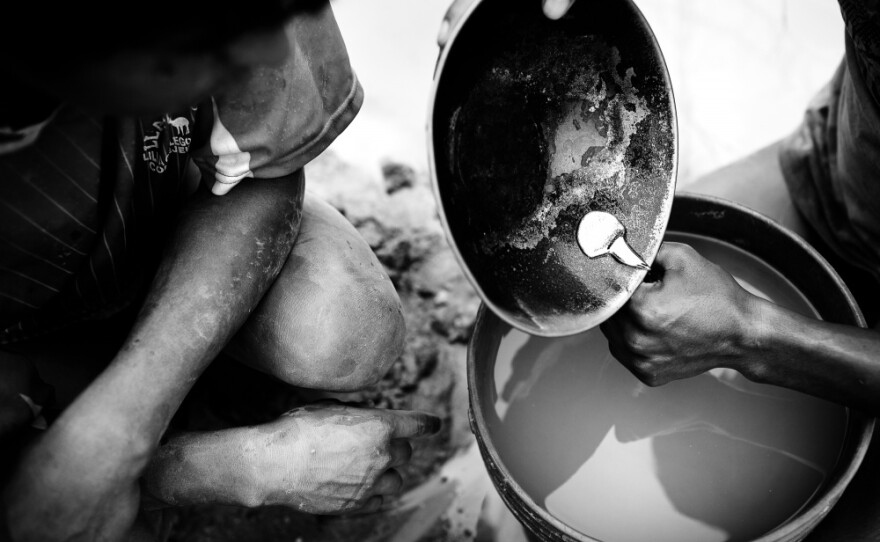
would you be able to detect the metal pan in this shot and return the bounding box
[428,0,677,337]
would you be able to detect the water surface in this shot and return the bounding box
[486,233,848,542]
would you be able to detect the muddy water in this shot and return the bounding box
[486,233,848,542]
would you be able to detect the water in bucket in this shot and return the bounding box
[486,233,849,542]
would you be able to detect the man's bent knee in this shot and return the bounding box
[230,194,405,391]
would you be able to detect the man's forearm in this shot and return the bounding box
[66,173,302,449]
[2,172,305,541]
[743,299,880,415]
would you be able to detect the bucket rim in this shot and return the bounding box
[466,192,876,542]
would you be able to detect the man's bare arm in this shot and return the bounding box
[742,296,880,414]
[602,242,880,415]
[1,172,304,542]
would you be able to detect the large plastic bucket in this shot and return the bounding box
[467,193,875,542]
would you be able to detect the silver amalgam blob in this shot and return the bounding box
[577,211,650,270]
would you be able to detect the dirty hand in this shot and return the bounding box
[600,242,763,387]
[247,402,441,514]
[437,0,577,47]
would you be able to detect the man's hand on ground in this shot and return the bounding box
[261,403,441,513]
[144,402,442,515]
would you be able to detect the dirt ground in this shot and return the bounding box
[159,150,491,542]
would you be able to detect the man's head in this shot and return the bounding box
[3,0,326,115]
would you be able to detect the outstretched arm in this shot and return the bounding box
[601,242,880,415]
[746,295,880,412]
[2,173,305,542]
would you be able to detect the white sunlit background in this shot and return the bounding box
[325,0,845,188]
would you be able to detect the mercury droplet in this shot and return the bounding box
[576,211,650,270]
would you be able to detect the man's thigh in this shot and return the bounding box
[682,139,813,242]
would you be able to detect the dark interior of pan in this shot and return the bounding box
[430,0,677,336]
